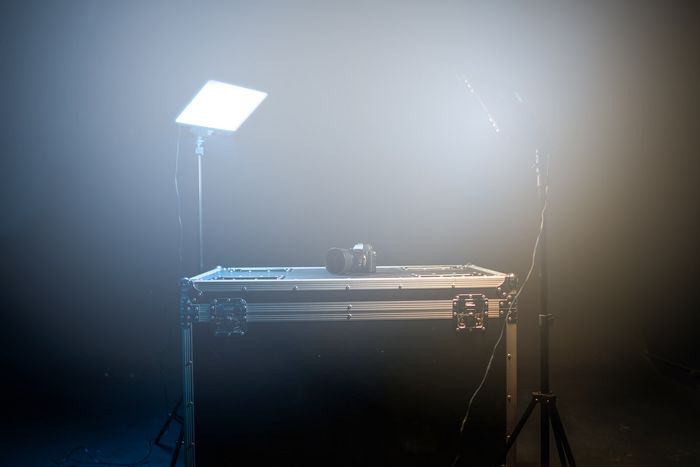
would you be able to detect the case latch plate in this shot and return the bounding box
[453,294,488,333]
[210,298,247,336]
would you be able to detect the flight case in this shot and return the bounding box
[179,264,518,466]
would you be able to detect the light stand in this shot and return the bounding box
[155,132,210,467]
[155,80,267,467]
[502,150,576,466]
[153,133,208,467]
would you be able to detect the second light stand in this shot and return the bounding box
[502,150,576,467]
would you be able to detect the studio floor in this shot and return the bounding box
[5,350,699,467]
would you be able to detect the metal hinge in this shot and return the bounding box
[179,278,196,327]
[500,296,518,323]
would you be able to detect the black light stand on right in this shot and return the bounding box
[502,149,576,467]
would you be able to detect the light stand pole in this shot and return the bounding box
[196,135,205,271]
[502,149,576,466]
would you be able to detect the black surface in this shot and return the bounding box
[4,351,700,466]
[192,320,507,466]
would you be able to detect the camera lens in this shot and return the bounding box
[326,248,354,274]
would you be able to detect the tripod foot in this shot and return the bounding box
[502,392,575,467]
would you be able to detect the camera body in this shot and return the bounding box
[326,243,377,275]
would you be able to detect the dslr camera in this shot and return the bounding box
[325,243,377,275]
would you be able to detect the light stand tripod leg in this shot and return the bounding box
[153,395,185,466]
[155,397,183,446]
[504,392,575,467]
[549,403,576,466]
[171,425,185,467]
[548,401,567,466]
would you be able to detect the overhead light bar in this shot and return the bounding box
[176,80,267,132]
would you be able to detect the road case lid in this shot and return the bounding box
[188,264,510,293]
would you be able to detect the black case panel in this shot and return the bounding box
[192,319,506,466]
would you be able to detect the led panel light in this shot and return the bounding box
[176,80,267,132]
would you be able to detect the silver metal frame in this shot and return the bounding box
[181,324,195,466]
[189,265,508,293]
[189,298,506,322]
[506,317,518,467]
[180,264,517,467]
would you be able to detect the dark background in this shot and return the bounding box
[1,0,699,465]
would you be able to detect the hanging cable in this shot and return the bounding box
[451,186,547,467]
[174,125,184,268]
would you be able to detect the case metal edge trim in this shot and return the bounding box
[190,300,503,322]
[505,317,517,467]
